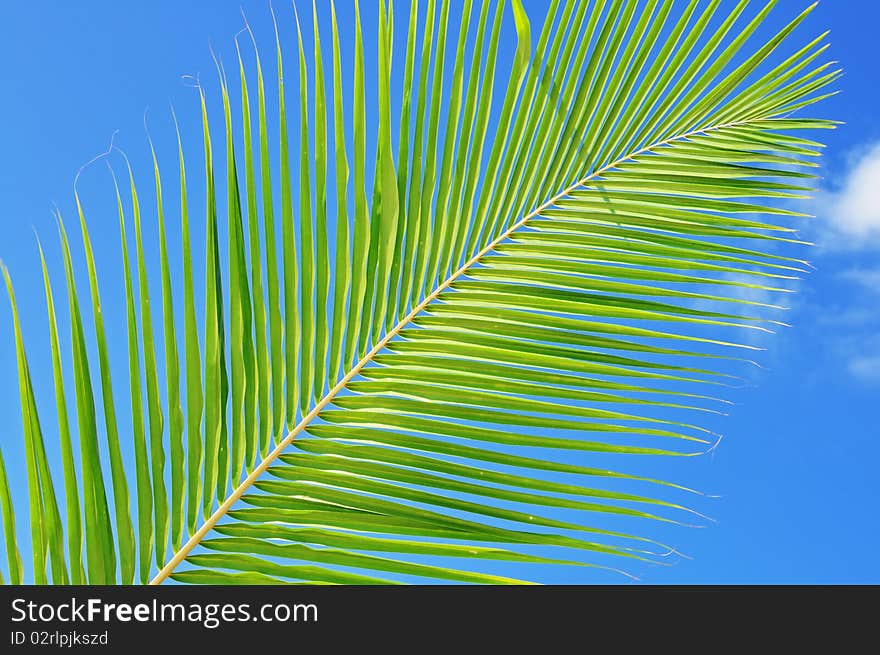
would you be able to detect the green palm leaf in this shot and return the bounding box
[0,0,837,585]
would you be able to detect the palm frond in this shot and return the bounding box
[0,0,837,585]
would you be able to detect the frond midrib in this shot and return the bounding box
[149,115,765,585]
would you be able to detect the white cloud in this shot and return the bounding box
[839,268,880,294]
[847,355,880,383]
[797,142,880,385]
[816,141,880,247]
[813,305,878,328]
[840,268,880,293]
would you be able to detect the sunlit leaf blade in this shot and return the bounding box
[112,175,155,585]
[274,7,300,429]
[74,193,135,584]
[146,129,186,556]
[37,242,85,584]
[3,266,67,584]
[440,0,500,282]
[56,218,116,584]
[328,0,352,387]
[296,11,316,415]
[213,521,607,567]
[171,109,204,537]
[218,62,256,485]
[170,569,293,585]
[303,422,698,493]
[123,160,169,569]
[185,552,397,584]
[244,20,284,453]
[388,0,418,326]
[347,0,371,363]
[199,89,228,517]
[198,535,533,584]
[399,0,437,316]
[236,39,270,474]
[312,0,331,402]
[412,0,450,301]
[368,0,400,344]
[0,446,23,585]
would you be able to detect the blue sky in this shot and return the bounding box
[0,0,878,584]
